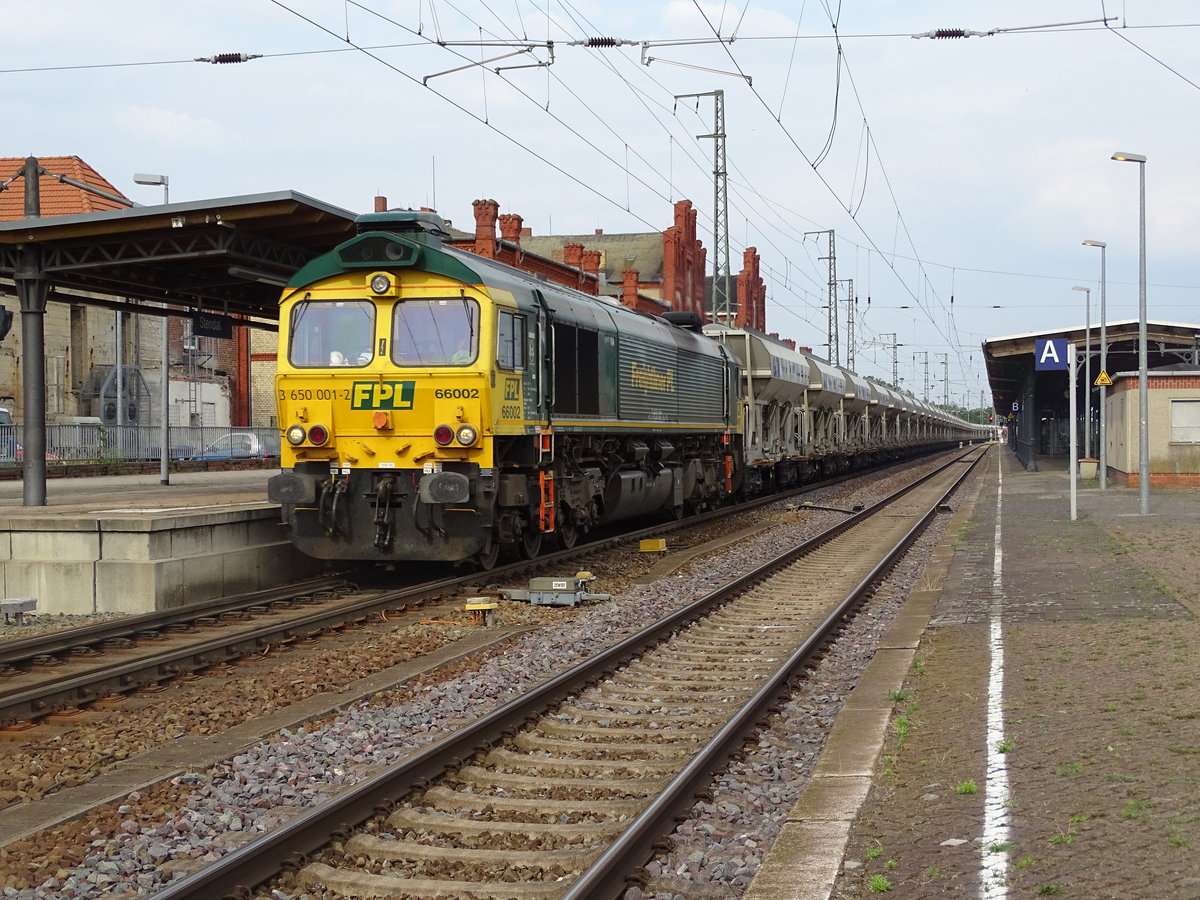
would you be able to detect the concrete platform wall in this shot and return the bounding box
[0,505,328,615]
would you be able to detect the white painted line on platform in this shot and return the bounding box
[981,457,1010,898]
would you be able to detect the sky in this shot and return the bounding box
[5,0,1199,409]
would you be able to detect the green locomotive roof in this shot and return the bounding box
[286,211,484,289]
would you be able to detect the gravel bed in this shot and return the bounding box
[0,612,130,644]
[0,455,959,898]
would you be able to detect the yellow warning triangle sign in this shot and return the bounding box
[1095,370,1113,387]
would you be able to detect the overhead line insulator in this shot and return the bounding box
[195,53,263,64]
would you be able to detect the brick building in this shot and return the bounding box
[441,196,767,330]
[1107,366,1200,487]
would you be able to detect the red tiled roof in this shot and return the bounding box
[0,156,130,221]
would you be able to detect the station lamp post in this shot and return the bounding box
[133,173,169,203]
[1072,286,1092,459]
[1082,239,1107,489]
[133,173,171,484]
[1111,151,1149,515]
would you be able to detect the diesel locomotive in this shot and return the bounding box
[267,210,985,568]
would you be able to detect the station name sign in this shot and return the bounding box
[193,312,234,340]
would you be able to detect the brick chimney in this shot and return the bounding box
[498,213,524,247]
[472,199,499,259]
[621,269,640,308]
[373,195,388,212]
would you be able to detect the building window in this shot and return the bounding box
[1170,398,1200,443]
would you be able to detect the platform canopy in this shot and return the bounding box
[0,190,358,322]
[983,319,1200,415]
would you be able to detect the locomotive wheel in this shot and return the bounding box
[556,519,578,550]
[519,528,543,559]
[474,535,501,571]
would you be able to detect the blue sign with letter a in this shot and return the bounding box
[1035,338,1068,371]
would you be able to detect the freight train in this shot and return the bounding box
[267,210,987,568]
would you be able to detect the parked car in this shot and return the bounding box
[0,407,13,460]
[189,432,279,461]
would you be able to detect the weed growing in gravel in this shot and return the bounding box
[1168,835,1189,848]
[1035,884,1062,895]
[955,780,977,794]
[1105,773,1136,783]
[1068,814,1090,824]
[1116,726,1135,736]
[1056,760,1084,777]
[886,860,898,869]
[893,715,912,749]
[996,738,1015,753]
[1015,855,1035,870]
[922,865,941,880]
[865,845,884,861]
[912,659,927,675]
[1104,701,1117,712]
[985,841,1014,852]
[867,874,892,892]
[887,689,911,703]
[1049,829,1078,845]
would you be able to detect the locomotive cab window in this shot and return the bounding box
[497,311,526,370]
[392,298,479,366]
[288,299,375,368]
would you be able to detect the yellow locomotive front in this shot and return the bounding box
[268,240,508,565]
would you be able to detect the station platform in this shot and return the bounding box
[745,446,1200,898]
[0,467,326,616]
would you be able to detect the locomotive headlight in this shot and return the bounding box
[455,424,478,446]
[433,425,455,446]
[369,273,392,295]
[286,424,307,446]
[307,424,330,446]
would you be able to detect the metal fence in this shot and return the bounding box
[0,424,282,465]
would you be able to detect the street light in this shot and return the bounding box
[133,173,169,204]
[1083,239,1107,489]
[134,172,171,483]
[1111,151,1149,515]
[1072,286,1092,459]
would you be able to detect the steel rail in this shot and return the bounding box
[0,447,933,671]
[0,576,351,668]
[149,446,985,900]
[563,447,986,897]
[0,449,954,724]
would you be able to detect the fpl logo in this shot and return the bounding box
[351,381,415,410]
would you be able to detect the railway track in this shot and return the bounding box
[148,446,986,900]
[0,455,916,732]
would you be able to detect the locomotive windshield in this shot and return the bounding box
[392,298,479,366]
[288,299,375,368]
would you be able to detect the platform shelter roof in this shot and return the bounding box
[983,319,1200,416]
[1,189,358,322]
